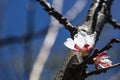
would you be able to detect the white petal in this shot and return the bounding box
[99,62,112,68]
[86,32,96,47]
[64,38,76,50]
[99,59,112,68]
[101,58,112,64]
[79,31,87,37]
[99,64,106,68]
[74,32,85,47]
[101,56,109,59]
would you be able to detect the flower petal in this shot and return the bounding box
[99,59,112,68]
[94,51,112,68]
[74,32,85,47]
[79,31,87,37]
[64,38,76,50]
[86,32,96,47]
[95,52,107,60]
[100,58,112,66]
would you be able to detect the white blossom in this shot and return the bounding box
[93,52,112,70]
[64,31,96,52]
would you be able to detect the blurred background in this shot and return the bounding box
[0,0,120,80]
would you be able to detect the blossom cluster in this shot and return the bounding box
[64,31,112,69]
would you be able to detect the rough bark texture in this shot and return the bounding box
[37,0,120,80]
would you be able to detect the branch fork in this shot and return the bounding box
[36,0,120,80]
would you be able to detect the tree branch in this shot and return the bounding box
[108,17,120,29]
[98,38,120,53]
[36,0,120,80]
[37,0,77,36]
[86,63,120,77]
[105,0,120,29]
[53,0,117,80]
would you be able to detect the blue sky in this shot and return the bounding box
[0,0,120,80]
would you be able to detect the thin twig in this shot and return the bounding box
[108,18,120,29]
[86,63,120,77]
[98,38,120,53]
